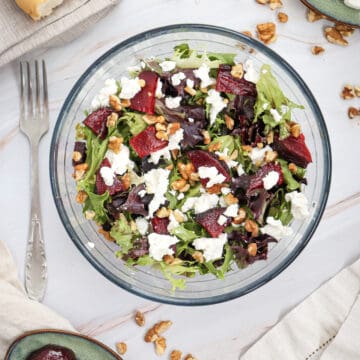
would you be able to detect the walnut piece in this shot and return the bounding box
[155,337,167,356]
[109,94,122,111]
[355,87,360,98]
[115,342,127,355]
[184,354,198,360]
[269,0,282,10]
[224,114,235,130]
[324,27,348,46]
[106,112,119,128]
[277,12,288,23]
[153,320,173,335]
[135,310,145,327]
[348,107,360,119]
[341,85,355,100]
[242,30,253,37]
[311,46,325,55]
[257,22,277,44]
[247,243,258,256]
[245,219,259,237]
[108,136,123,154]
[192,251,204,263]
[144,328,159,343]
[76,191,88,204]
[170,350,182,360]
[335,24,355,37]
[307,9,324,22]
[230,64,244,79]
[201,130,211,145]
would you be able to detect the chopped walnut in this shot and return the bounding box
[106,112,119,128]
[288,162,297,174]
[171,178,187,191]
[256,0,268,4]
[290,123,301,138]
[154,320,173,335]
[201,130,211,145]
[266,131,274,145]
[156,207,171,218]
[348,107,360,119]
[135,310,145,327]
[170,350,182,360]
[156,130,169,141]
[277,12,288,23]
[144,328,159,343]
[72,151,82,162]
[224,193,239,205]
[224,114,235,130]
[257,22,277,44]
[171,149,179,160]
[245,219,259,237]
[206,184,224,194]
[108,136,123,154]
[98,228,113,241]
[163,254,175,265]
[208,141,221,152]
[167,122,181,135]
[269,0,282,10]
[121,173,131,190]
[355,87,360,98]
[341,85,355,100]
[307,9,324,22]
[335,24,355,37]
[155,337,167,356]
[184,86,197,96]
[311,46,325,55]
[231,64,244,79]
[264,150,278,163]
[233,208,247,224]
[155,123,167,132]
[242,30,253,37]
[184,354,198,360]
[242,145,253,153]
[173,210,186,223]
[178,183,190,193]
[109,94,122,111]
[192,251,204,263]
[248,243,258,256]
[121,99,131,108]
[84,210,95,220]
[115,342,127,355]
[76,190,88,204]
[324,27,348,46]
[143,114,166,125]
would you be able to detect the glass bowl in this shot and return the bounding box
[50,24,331,305]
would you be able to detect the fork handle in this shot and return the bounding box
[24,141,47,301]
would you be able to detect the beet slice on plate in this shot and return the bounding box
[216,64,257,97]
[95,158,124,195]
[273,134,312,168]
[195,207,231,238]
[129,125,168,158]
[130,71,158,114]
[83,107,114,140]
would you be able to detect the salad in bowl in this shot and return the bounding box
[72,43,313,290]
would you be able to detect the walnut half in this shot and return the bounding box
[256,22,277,44]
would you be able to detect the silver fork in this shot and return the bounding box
[19,61,49,302]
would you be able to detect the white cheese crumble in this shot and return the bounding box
[198,166,226,188]
[87,241,95,249]
[91,78,118,110]
[217,215,228,226]
[188,117,194,123]
[167,212,180,232]
[138,189,146,198]
[155,78,164,99]
[205,89,227,125]
[159,60,177,72]
[270,108,282,123]
[135,217,149,235]
[143,168,170,217]
[192,233,228,261]
[263,102,269,110]
[105,145,134,175]
[149,128,184,164]
[237,163,245,176]
[119,77,141,99]
[177,193,185,200]
[224,204,239,217]
[100,166,115,186]
[148,233,179,261]
[186,79,195,89]
[249,145,273,165]
[244,60,259,84]
[221,187,231,195]
[285,191,310,220]
[215,148,238,168]
[344,0,360,9]
[181,193,219,214]
[262,171,280,190]
[261,216,293,240]
[171,72,186,86]
[165,96,182,109]
[193,63,215,88]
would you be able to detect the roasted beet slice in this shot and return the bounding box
[129,125,168,158]
[273,134,312,168]
[188,150,231,187]
[119,184,148,216]
[248,163,283,194]
[27,345,76,360]
[95,158,124,195]
[195,208,231,238]
[151,217,170,234]
[72,141,87,166]
[216,64,257,96]
[83,107,113,140]
[130,71,158,114]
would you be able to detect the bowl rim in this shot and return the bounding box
[49,23,332,306]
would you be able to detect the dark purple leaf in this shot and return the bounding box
[119,184,148,216]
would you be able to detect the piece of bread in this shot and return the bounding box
[15,0,64,21]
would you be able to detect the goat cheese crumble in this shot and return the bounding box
[193,234,228,261]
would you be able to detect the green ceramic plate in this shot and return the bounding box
[5,330,123,360]
[301,0,360,27]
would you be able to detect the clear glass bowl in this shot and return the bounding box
[50,24,331,305]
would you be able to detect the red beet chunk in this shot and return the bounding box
[195,208,231,238]
[151,217,170,234]
[273,134,312,168]
[129,125,168,158]
[27,345,75,360]
[216,64,257,96]
[130,71,158,114]
[72,141,87,166]
[83,107,113,140]
[247,162,283,194]
[95,158,124,195]
[188,150,231,187]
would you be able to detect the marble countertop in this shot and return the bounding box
[1,1,360,359]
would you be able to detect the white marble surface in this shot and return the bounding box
[1,0,360,359]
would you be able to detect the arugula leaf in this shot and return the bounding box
[119,111,147,135]
[267,188,293,225]
[278,159,300,191]
[83,191,110,223]
[159,262,198,291]
[110,214,136,252]
[170,224,197,242]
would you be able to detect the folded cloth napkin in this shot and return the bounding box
[0,0,118,67]
[0,240,75,358]
[241,258,360,360]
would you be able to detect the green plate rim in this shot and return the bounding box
[4,329,123,360]
[300,0,360,27]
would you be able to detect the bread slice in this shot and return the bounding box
[15,0,64,21]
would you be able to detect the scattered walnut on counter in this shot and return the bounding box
[335,24,355,37]
[242,30,253,37]
[324,27,348,46]
[277,12,288,23]
[307,9,325,22]
[256,22,277,44]
[348,107,360,119]
[269,0,282,10]
[341,85,356,100]
[311,46,325,55]
[115,342,127,355]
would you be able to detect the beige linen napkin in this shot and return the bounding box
[241,258,360,360]
[0,0,118,67]
[0,240,75,358]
